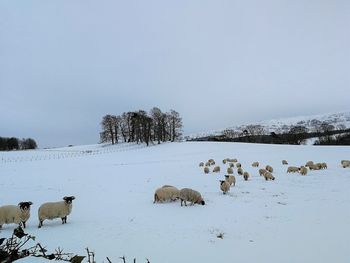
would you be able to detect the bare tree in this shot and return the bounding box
[101,115,118,144]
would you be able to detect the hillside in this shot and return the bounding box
[1,142,350,263]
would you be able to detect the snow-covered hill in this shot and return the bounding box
[1,142,350,263]
[187,110,350,139]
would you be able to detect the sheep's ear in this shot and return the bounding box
[71,196,75,200]
[28,201,33,205]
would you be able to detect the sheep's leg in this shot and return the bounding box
[0,224,2,229]
[22,221,26,228]
[38,220,43,228]
[61,216,67,224]
[180,199,183,206]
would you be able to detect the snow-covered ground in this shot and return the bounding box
[1,142,350,263]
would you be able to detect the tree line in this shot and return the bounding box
[100,107,183,146]
[0,137,37,151]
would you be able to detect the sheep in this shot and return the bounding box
[232,159,238,163]
[220,180,230,194]
[237,167,243,175]
[259,169,267,176]
[300,166,308,176]
[282,160,288,165]
[265,165,273,173]
[199,162,204,167]
[287,166,300,173]
[205,162,211,167]
[154,186,180,203]
[309,164,319,170]
[243,172,250,181]
[305,161,314,167]
[0,202,33,229]
[208,159,215,165]
[341,160,350,168]
[213,166,221,173]
[321,162,327,169]
[222,159,227,164]
[227,167,234,174]
[179,188,205,206]
[229,163,234,168]
[236,163,242,168]
[263,172,275,181]
[314,163,324,170]
[251,162,259,167]
[204,167,210,174]
[38,196,75,228]
[224,175,236,186]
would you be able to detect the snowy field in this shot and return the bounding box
[1,142,350,263]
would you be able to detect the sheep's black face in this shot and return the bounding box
[63,196,75,204]
[220,180,225,185]
[200,200,205,205]
[18,202,33,211]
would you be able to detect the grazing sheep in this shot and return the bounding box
[237,167,243,175]
[305,161,314,167]
[259,169,267,176]
[179,188,205,206]
[282,160,288,165]
[232,159,238,163]
[0,202,33,229]
[252,162,259,167]
[236,163,242,168]
[263,172,275,181]
[220,180,230,194]
[154,186,180,203]
[287,166,300,173]
[208,159,215,165]
[204,167,210,174]
[321,162,327,169]
[227,167,234,174]
[224,175,236,186]
[309,164,319,170]
[199,162,204,167]
[243,172,250,181]
[341,160,350,168]
[265,165,273,173]
[213,166,221,173]
[38,196,75,228]
[222,159,227,164]
[229,163,234,168]
[314,163,324,170]
[300,166,308,176]
[205,162,211,167]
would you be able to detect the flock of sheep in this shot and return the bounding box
[0,196,75,230]
[153,158,350,205]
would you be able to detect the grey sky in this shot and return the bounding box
[1,0,349,148]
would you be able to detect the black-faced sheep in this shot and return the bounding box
[243,171,250,181]
[300,166,308,176]
[204,167,210,174]
[199,162,204,167]
[263,172,275,181]
[213,166,221,173]
[259,169,267,176]
[252,162,259,167]
[224,175,236,186]
[282,160,288,165]
[0,202,33,229]
[265,165,273,173]
[227,167,234,174]
[38,196,75,228]
[237,167,243,175]
[341,160,350,168]
[179,188,205,206]
[220,180,230,194]
[287,166,300,173]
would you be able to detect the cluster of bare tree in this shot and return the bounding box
[100,108,183,146]
[0,137,37,151]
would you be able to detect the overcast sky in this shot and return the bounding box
[0,0,349,148]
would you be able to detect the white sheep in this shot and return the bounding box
[229,163,235,168]
[259,168,267,176]
[237,167,243,175]
[199,162,204,167]
[282,160,288,165]
[208,159,215,165]
[213,166,221,173]
[222,159,227,164]
[265,165,273,173]
[236,163,242,168]
[287,166,300,173]
[227,167,234,174]
[0,202,33,229]
[252,162,259,167]
[224,175,236,186]
[243,171,250,181]
[204,167,210,174]
[341,160,350,168]
[154,186,180,203]
[305,161,314,167]
[300,166,308,176]
[263,171,275,181]
[38,196,75,228]
[220,180,230,194]
[179,188,205,206]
